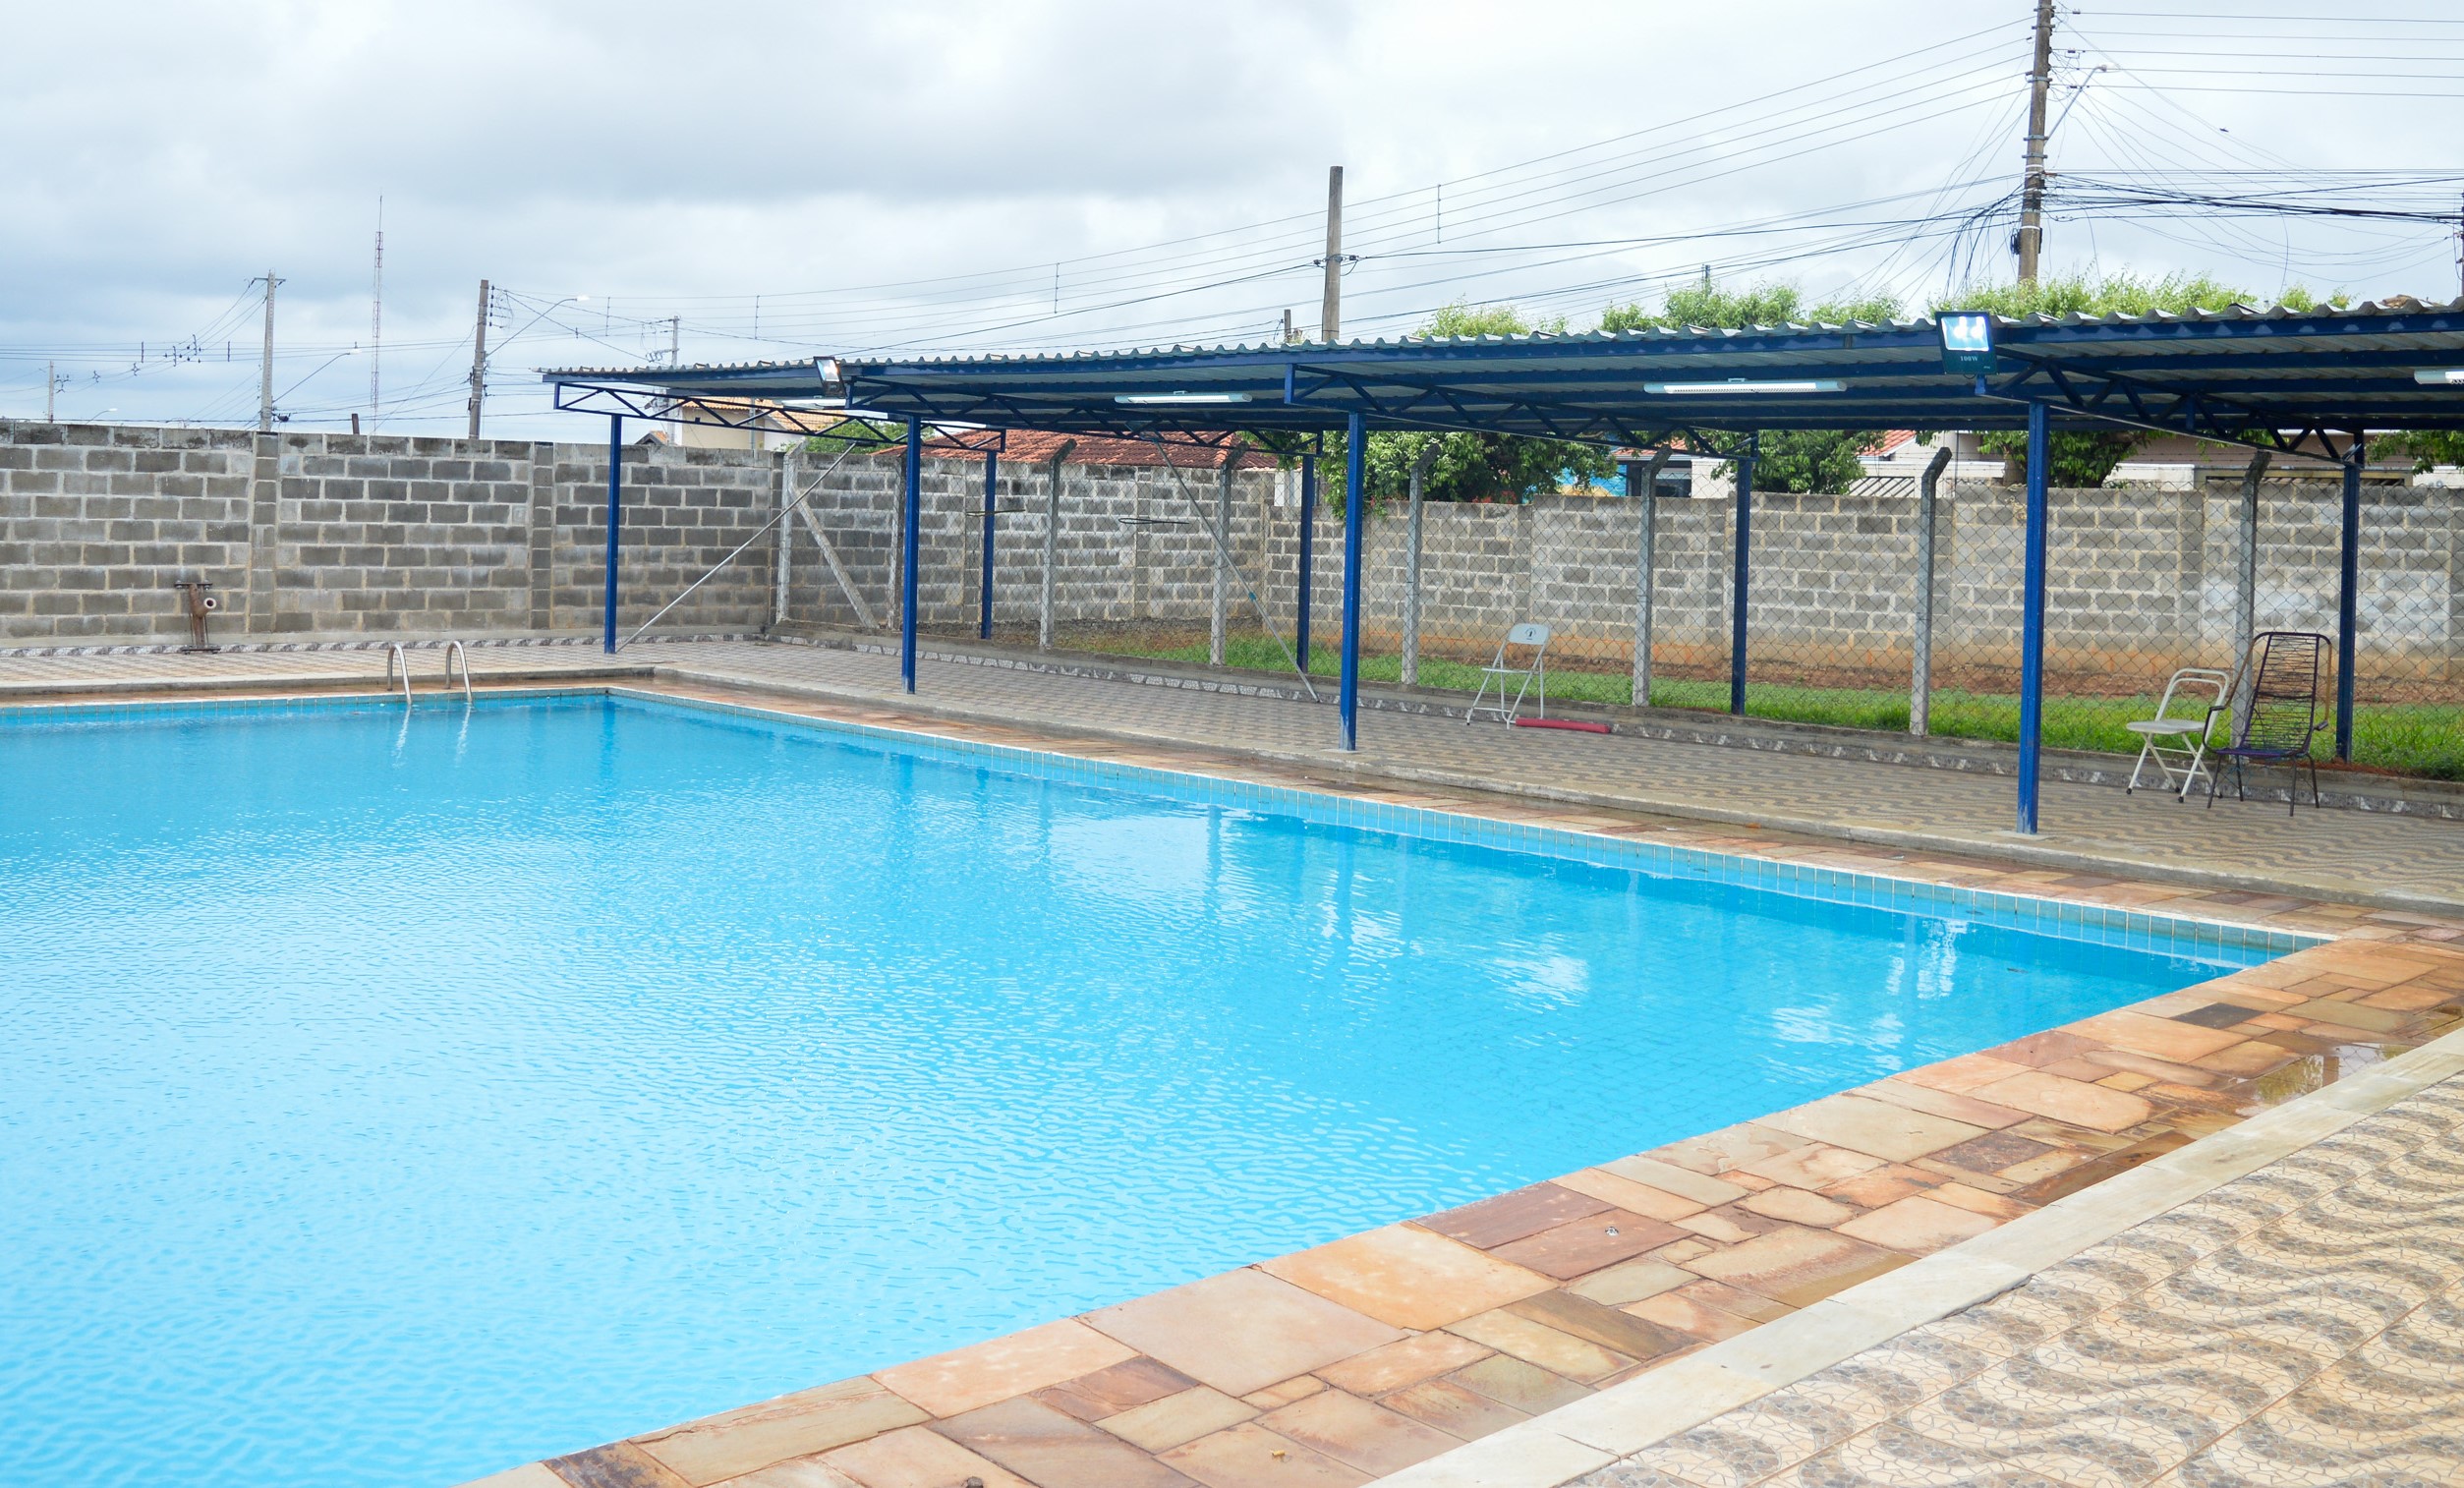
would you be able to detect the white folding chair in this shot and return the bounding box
[2125,665,2234,799]
[1466,622,1550,724]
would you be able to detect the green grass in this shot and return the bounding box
[1115,633,2464,781]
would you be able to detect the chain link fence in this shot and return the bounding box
[780,440,2463,781]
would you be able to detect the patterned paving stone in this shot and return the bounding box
[1568,1073,2464,1488]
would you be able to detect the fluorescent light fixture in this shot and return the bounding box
[2413,368,2464,384]
[1643,378,1844,395]
[1939,312,1997,374]
[1114,391,1253,405]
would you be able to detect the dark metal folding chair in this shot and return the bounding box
[2206,630,2330,817]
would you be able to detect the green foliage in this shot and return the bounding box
[1933,269,2254,319]
[1944,271,2277,486]
[1599,280,1899,493]
[2377,429,2464,473]
[1328,302,1614,506]
[1422,302,1568,338]
[800,418,907,455]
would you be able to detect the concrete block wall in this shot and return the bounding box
[783,449,1283,638]
[5,422,2457,698]
[0,425,258,638]
[0,421,780,643]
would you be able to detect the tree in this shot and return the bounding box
[1600,280,1901,494]
[1324,303,1618,507]
[1932,271,2338,486]
[800,417,907,455]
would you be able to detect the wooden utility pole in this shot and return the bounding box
[2017,0,2055,283]
[257,271,278,432]
[1320,166,1345,341]
[466,279,490,440]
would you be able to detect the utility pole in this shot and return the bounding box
[1319,165,1345,342]
[45,361,55,422]
[2017,0,2056,283]
[257,271,279,431]
[466,279,489,440]
[370,198,384,429]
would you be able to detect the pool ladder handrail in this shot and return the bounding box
[380,641,474,707]
[382,644,413,707]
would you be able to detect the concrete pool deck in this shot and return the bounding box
[6,645,2462,1488]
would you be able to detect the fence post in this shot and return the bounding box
[1911,444,1951,735]
[2335,440,2363,761]
[1211,448,1234,666]
[1627,449,1671,709]
[1401,444,1435,686]
[1729,439,1757,715]
[1039,442,1070,651]
[774,446,793,630]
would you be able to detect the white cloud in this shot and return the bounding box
[4,0,2457,433]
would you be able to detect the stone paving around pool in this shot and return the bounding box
[1571,1068,2464,1488]
[423,683,2464,1488]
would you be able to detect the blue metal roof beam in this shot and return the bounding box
[543,302,2464,460]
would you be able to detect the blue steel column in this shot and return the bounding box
[900,417,922,693]
[1297,453,1317,670]
[602,415,623,654]
[2016,399,2051,834]
[1728,440,1756,715]
[979,449,999,640]
[2334,440,2362,761]
[1339,414,1367,751]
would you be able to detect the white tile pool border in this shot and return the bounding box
[0,684,2311,966]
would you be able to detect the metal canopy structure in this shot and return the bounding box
[545,300,2464,837]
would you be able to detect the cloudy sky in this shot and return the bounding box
[5,0,2460,435]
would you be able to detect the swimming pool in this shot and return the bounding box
[0,692,2293,1487]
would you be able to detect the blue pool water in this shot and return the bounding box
[0,694,2284,1487]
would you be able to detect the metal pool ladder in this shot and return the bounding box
[380,641,474,707]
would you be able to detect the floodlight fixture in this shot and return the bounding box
[1642,378,1844,395]
[1939,312,1997,374]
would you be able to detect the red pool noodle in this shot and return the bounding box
[1510,717,1611,734]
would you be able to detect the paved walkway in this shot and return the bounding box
[5,637,2460,909]
[1579,1069,2464,1488]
